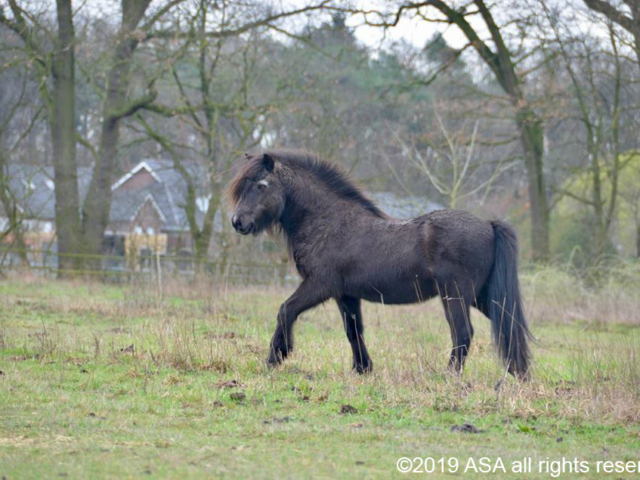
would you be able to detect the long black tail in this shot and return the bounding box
[478,221,532,379]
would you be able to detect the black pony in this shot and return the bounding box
[229,150,532,379]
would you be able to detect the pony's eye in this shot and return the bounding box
[257,181,268,191]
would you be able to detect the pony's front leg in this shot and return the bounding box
[267,279,328,367]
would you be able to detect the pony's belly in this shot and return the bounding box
[345,276,437,305]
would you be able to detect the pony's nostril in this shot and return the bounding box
[232,215,244,231]
[232,215,252,233]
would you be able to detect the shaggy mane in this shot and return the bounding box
[228,150,385,218]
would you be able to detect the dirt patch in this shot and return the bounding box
[451,423,483,434]
[340,404,358,414]
[200,360,229,373]
[554,380,577,398]
[204,331,236,340]
[216,379,242,389]
[8,355,38,362]
[263,416,291,424]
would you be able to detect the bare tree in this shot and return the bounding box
[134,0,332,261]
[2,0,333,272]
[547,17,624,257]
[79,0,172,262]
[0,70,41,263]
[583,0,640,67]
[1,1,189,269]
[341,0,552,260]
[389,113,515,209]
[1,0,81,272]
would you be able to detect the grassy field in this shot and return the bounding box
[1,271,640,479]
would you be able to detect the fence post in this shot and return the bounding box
[155,250,163,301]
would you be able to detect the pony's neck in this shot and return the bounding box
[277,170,368,242]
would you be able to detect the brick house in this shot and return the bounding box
[0,160,216,268]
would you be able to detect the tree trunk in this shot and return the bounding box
[516,107,550,261]
[590,156,608,259]
[81,0,151,264]
[51,0,80,274]
[81,107,124,263]
[194,184,222,264]
[0,171,29,266]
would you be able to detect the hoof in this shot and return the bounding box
[266,359,280,369]
[266,355,282,368]
[512,370,530,382]
[267,347,286,367]
[447,358,465,375]
[353,361,373,375]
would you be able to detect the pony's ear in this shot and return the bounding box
[262,153,275,172]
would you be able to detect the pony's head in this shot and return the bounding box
[227,153,285,235]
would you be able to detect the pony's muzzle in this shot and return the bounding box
[232,214,253,235]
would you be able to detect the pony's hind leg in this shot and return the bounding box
[440,288,474,373]
[336,296,372,374]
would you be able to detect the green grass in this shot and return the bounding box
[1,276,640,479]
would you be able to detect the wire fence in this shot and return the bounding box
[0,248,296,286]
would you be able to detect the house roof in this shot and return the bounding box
[3,160,202,233]
[3,164,93,220]
[110,159,209,232]
[371,192,443,218]
[110,161,162,190]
